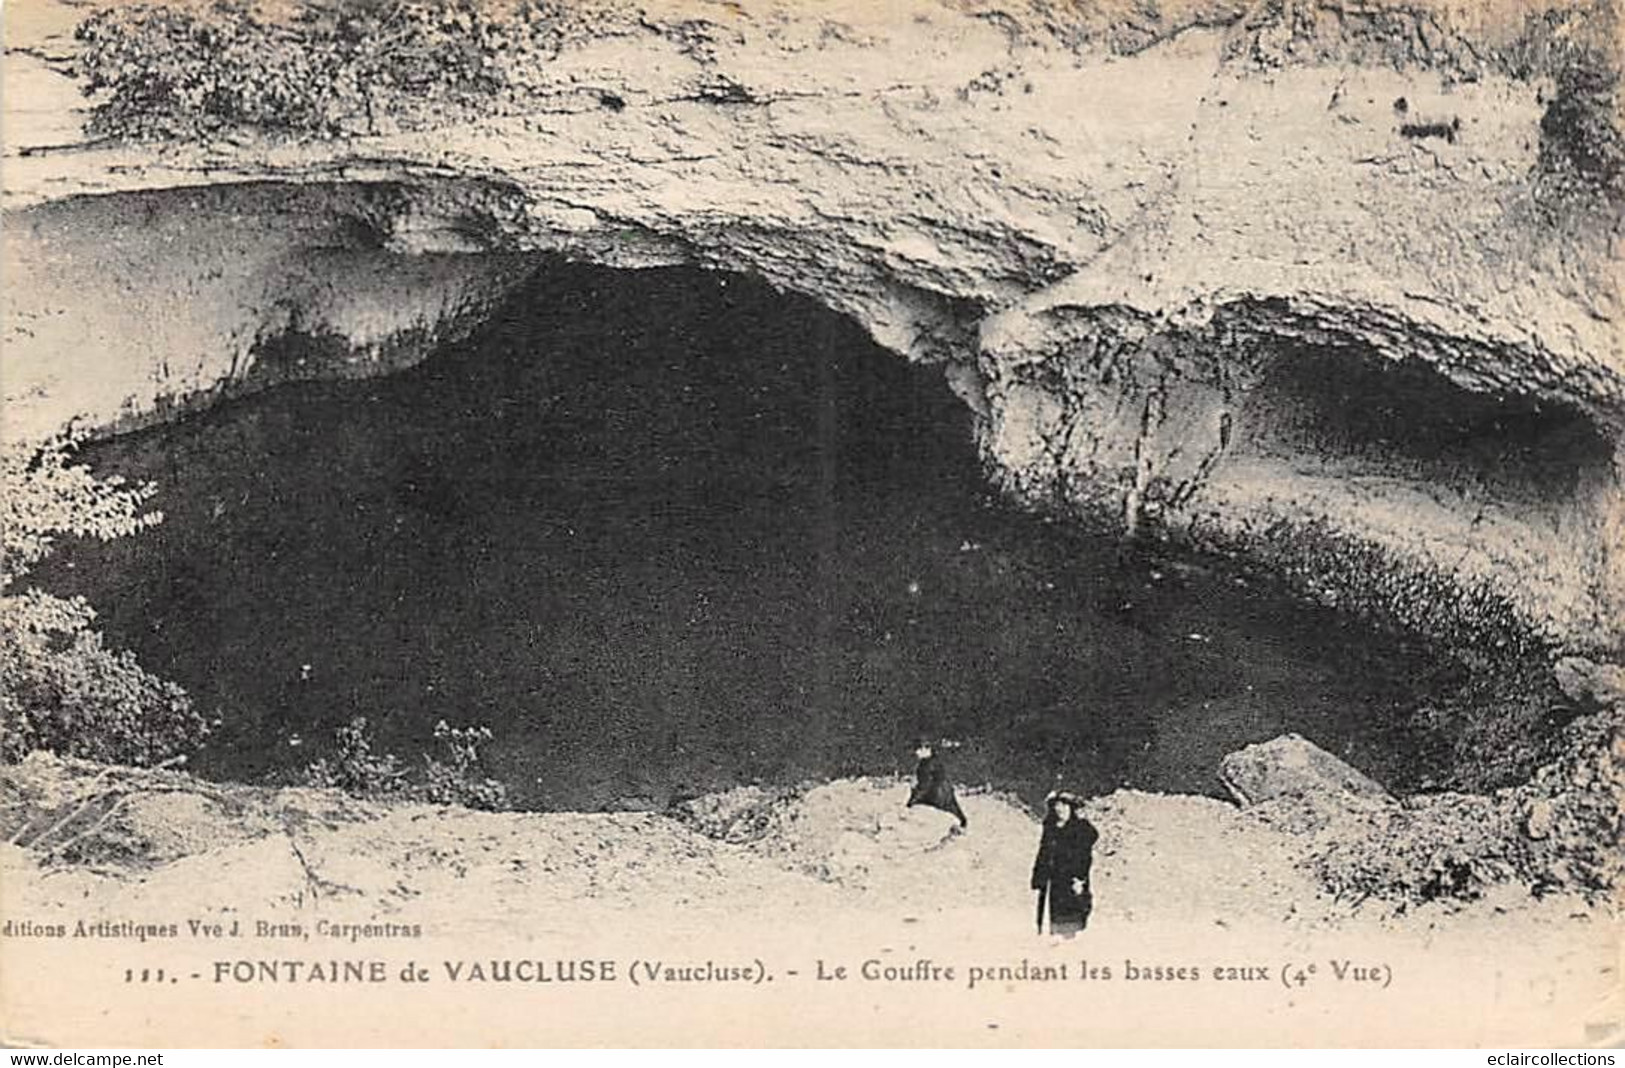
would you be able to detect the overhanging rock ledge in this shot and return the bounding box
[3,0,1622,655]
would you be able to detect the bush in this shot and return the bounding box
[2,430,162,585]
[299,714,409,797]
[74,0,556,140]
[420,720,508,810]
[1,434,210,766]
[1504,0,1625,205]
[303,715,508,811]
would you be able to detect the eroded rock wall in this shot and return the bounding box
[3,183,539,437]
[2,0,1621,655]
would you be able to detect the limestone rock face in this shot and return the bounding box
[1220,733,1394,808]
[1553,656,1625,708]
[3,0,1622,653]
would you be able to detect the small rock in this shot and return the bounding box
[1525,798,1556,840]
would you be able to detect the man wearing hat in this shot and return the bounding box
[1031,790,1099,937]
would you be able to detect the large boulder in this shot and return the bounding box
[1553,656,1625,709]
[1220,733,1394,808]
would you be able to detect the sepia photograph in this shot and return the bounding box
[0,0,1620,1048]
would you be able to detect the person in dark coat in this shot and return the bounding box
[906,743,968,828]
[1031,790,1099,937]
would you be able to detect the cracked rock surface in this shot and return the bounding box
[3,0,1622,652]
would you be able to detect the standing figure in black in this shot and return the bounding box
[1031,790,1099,937]
[906,742,968,829]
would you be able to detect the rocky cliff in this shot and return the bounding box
[3,0,1622,654]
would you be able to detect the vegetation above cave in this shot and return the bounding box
[69,0,1623,204]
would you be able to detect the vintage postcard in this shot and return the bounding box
[1,0,1621,1048]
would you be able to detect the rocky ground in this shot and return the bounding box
[1,737,1619,1046]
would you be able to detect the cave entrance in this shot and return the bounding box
[41,264,1448,810]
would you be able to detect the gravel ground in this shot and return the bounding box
[0,756,1616,1045]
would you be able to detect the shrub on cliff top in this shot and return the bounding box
[1,434,210,766]
[1503,0,1624,205]
[78,1,504,139]
[73,0,613,140]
